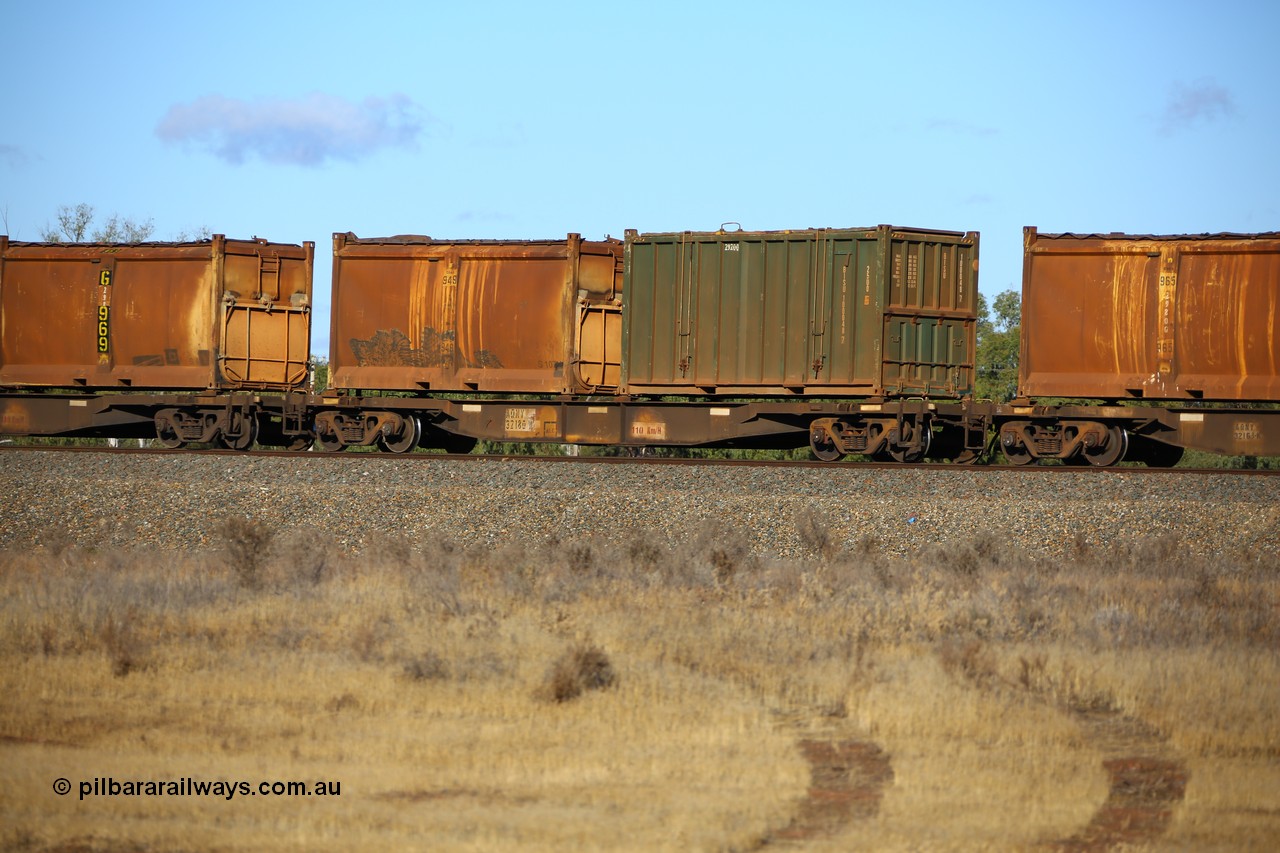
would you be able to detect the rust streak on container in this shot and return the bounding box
[329,233,623,395]
[1021,228,1280,402]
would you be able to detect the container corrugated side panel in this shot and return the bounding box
[1020,230,1160,399]
[687,233,835,389]
[0,236,313,392]
[1020,229,1280,402]
[622,229,878,394]
[620,234,681,388]
[330,235,618,394]
[1173,236,1280,401]
[0,237,97,386]
[0,239,221,390]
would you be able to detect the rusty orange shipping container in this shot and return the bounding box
[329,233,623,394]
[0,235,314,391]
[1020,228,1280,402]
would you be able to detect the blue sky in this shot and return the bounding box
[3,1,1276,355]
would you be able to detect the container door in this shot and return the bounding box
[804,237,831,386]
[882,234,976,396]
[812,235,881,391]
[221,301,310,388]
[572,240,624,391]
[220,246,311,389]
[575,303,621,389]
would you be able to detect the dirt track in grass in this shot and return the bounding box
[759,699,1187,850]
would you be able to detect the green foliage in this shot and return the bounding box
[476,441,567,456]
[976,290,1021,401]
[1178,450,1280,470]
[573,445,814,461]
[311,359,330,393]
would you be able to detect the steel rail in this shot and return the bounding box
[3,444,1278,476]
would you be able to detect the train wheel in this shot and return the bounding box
[1084,425,1128,467]
[155,415,186,450]
[314,431,345,452]
[812,444,845,462]
[1003,445,1034,466]
[379,415,421,454]
[1001,443,1035,466]
[809,428,845,462]
[284,434,315,452]
[999,424,1036,465]
[890,427,931,461]
[220,418,258,451]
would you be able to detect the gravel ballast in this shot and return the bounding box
[3,450,1277,561]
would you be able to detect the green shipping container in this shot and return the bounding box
[621,225,978,397]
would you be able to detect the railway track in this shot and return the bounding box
[3,442,1278,476]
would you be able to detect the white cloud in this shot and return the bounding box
[1161,79,1235,133]
[0,143,30,168]
[156,93,430,166]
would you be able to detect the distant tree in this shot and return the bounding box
[92,213,156,242]
[41,203,94,241]
[40,203,155,243]
[976,289,1021,401]
[311,359,329,393]
[174,226,213,241]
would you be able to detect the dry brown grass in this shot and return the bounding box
[536,643,617,703]
[0,521,1277,850]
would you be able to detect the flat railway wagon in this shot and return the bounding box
[995,228,1280,465]
[0,235,314,448]
[322,225,986,462]
[6,223,1277,466]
